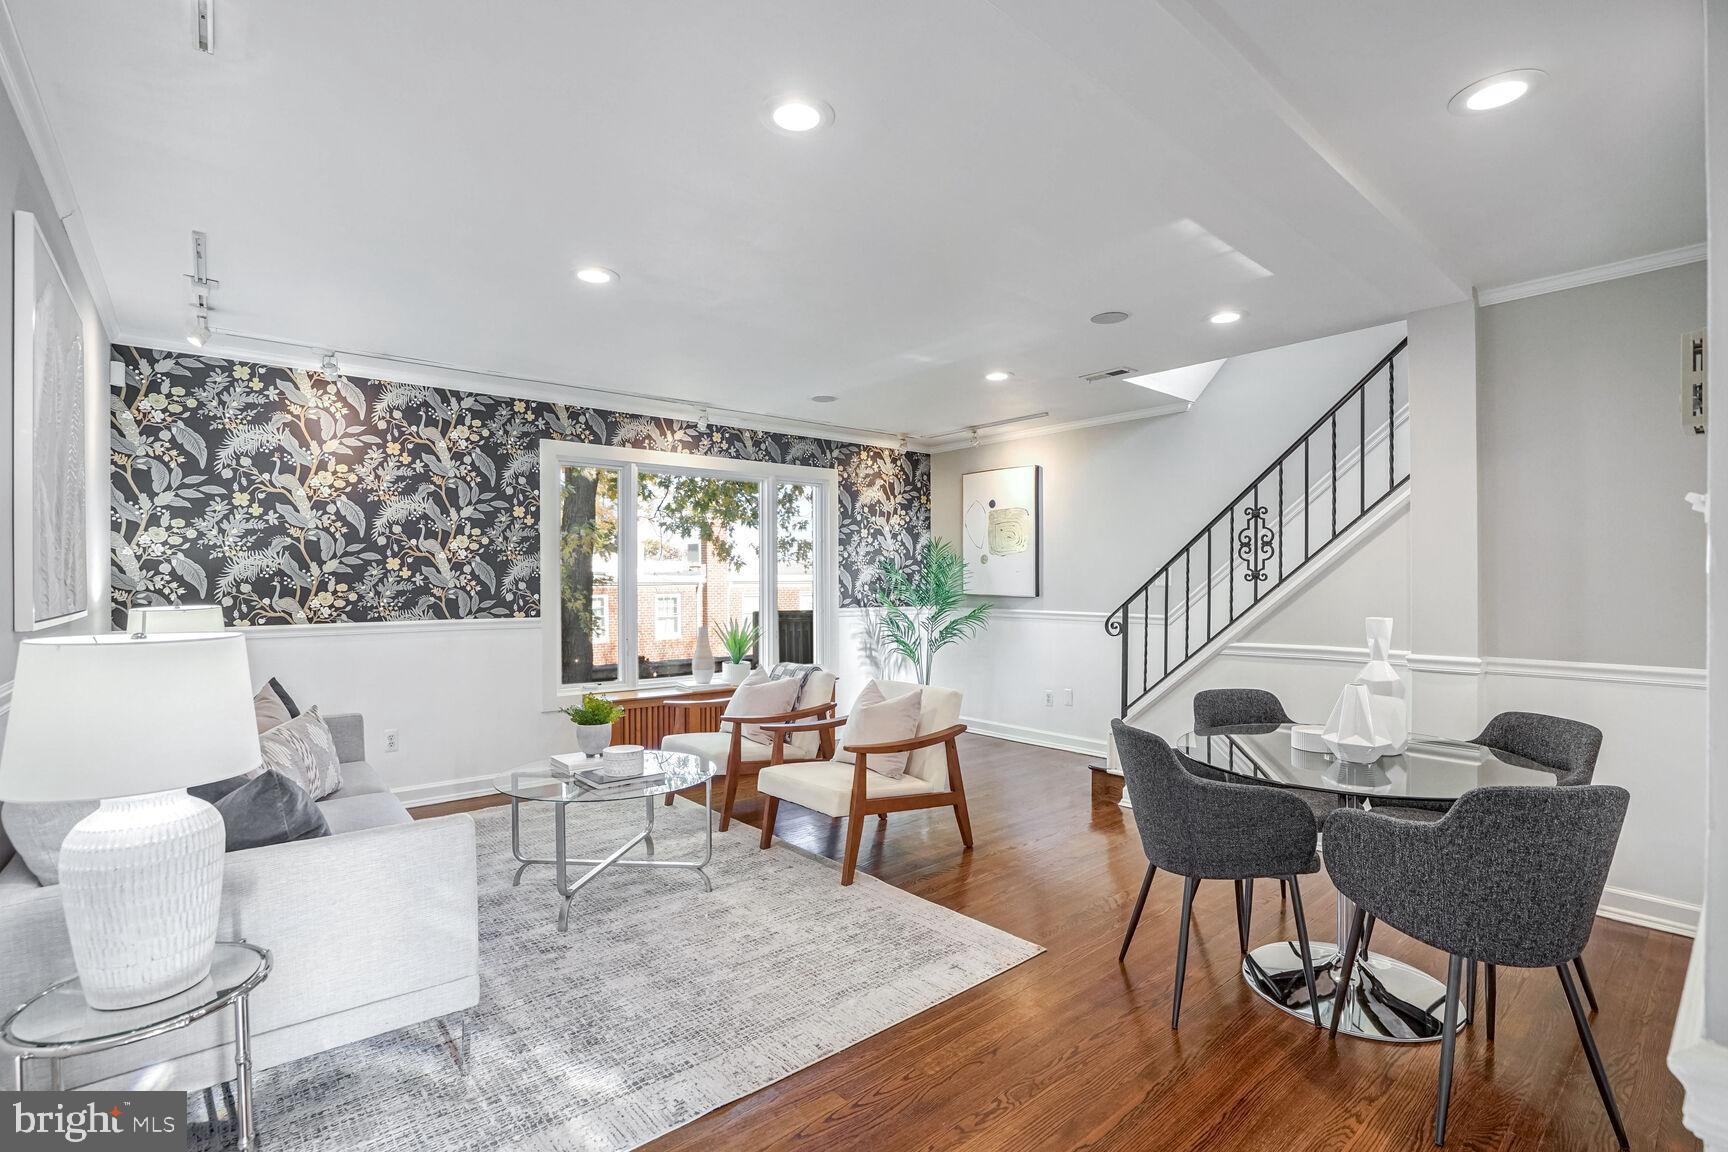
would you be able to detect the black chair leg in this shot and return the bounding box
[1172,876,1198,1029]
[1328,906,1368,1039]
[1361,913,1377,959]
[1119,863,1156,964]
[1279,879,1288,902]
[1466,958,1477,1023]
[1573,955,1600,1013]
[1485,964,1497,1042]
[1287,875,1322,1028]
[1233,879,1254,955]
[1558,964,1629,1149]
[1434,955,1464,1146]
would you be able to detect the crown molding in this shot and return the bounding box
[1476,243,1706,307]
[113,329,915,454]
[0,1,118,333]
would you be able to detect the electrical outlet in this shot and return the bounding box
[1043,690,1054,707]
[1063,688,1075,707]
[384,729,400,753]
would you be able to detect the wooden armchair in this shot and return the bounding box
[755,680,973,885]
[661,671,838,832]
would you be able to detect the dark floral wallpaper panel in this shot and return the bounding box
[109,346,930,626]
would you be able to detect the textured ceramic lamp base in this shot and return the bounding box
[58,791,225,1010]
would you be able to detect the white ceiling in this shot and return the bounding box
[0,0,1702,445]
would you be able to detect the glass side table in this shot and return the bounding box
[3,941,272,1150]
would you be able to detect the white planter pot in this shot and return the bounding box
[573,722,613,755]
[721,661,752,685]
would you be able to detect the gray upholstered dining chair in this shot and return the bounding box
[1370,711,1607,1011]
[1191,687,1338,912]
[1323,785,1631,1149]
[1112,720,1325,1029]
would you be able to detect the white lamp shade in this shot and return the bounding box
[126,603,225,634]
[0,634,260,802]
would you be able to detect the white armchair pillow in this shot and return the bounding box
[840,682,923,778]
[724,676,800,745]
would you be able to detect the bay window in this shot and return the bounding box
[539,442,838,703]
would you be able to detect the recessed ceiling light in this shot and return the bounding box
[810,394,837,404]
[765,96,834,134]
[1090,311,1131,325]
[1448,69,1546,115]
[575,266,618,285]
[984,371,1012,383]
[1209,309,1243,325]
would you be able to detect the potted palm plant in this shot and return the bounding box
[713,618,761,684]
[562,693,623,755]
[871,539,993,685]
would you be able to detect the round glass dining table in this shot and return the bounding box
[1176,724,1558,1043]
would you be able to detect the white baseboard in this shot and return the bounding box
[961,715,1107,759]
[394,773,505,810]
[1597,885,1699,938]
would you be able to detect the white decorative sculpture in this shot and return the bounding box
[1321,617,1410,764]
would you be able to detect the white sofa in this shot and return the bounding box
[0,713,478,1091]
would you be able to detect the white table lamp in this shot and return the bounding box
[125,603,225,635]
[0,634,260,1009]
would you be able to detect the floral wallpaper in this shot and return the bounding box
[109,346,929,627]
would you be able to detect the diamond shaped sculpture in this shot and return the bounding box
[1321,617,1410,764]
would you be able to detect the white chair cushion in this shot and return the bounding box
[866,680,963,787]
[661,730,774,776]
[840,682,923,778]
[724,676,800,744]
[757,759,940,818]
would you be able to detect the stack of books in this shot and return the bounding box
[547,750,668,792]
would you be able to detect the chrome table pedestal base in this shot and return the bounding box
[508,779,714,932]
[1243,941,1461,1042]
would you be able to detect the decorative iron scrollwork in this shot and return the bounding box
[1237,503,1273,583]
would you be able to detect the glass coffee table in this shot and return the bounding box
[493,750,713,932]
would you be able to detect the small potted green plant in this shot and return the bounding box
[712,618,761,684]
[562,693,624,755]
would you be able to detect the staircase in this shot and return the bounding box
[1105,339,1409,717]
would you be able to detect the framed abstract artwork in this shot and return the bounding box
[961,465,1040,597]
[12,210,88,630]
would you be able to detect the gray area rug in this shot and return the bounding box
[191,799,1041,1151]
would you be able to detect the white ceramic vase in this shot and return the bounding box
[691,629,714,685]
[574,722,613,755]
[721,661,751,685]
[58,791,225,1010]
[1321,617,1410,763]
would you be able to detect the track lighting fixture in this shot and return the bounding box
[696,407,710,432]
[968,428,981,448]
[320,352,341,379]
[897,434,908,451]
[184,230,217,349]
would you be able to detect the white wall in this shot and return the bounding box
[0,69,112,740]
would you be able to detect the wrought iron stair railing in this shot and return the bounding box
[1105,339,1409,717]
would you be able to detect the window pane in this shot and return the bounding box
[636,470,761,681]
[776,482,818,665]
[558,464,620,685]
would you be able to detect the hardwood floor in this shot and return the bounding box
[415,734,1697,1151]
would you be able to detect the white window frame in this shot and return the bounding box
[590,594,609,641]
[539,441,840,708]
[653,594,681,640]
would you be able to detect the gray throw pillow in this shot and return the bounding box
[0,800,98,885]
[213,770,330,852]
[190,773,253,805]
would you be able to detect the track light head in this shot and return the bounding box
[186,310,210,348]
[320,352,340,379]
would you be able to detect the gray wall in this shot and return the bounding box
[0,78,109,713]
[930,320,1407,613]
[1478,262,1707,667]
